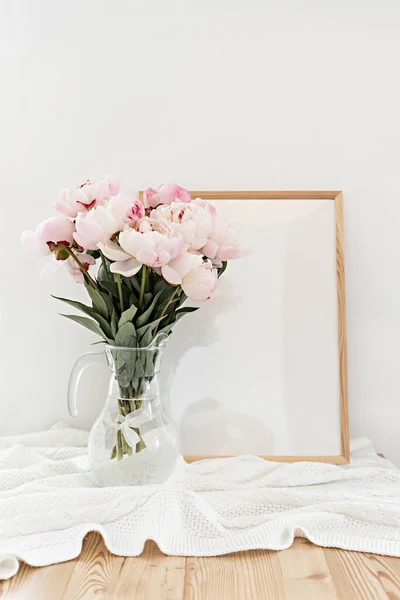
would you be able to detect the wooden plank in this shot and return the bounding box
[0,558,75,600]
[278,538,338,600]
[185,455,348,464]
[62,532,124,600]
[138,190,341,201]
[2,534,400,600]
[187,191,341,200]
[107,540,186,600]
[184,548,285,600]
[324,547,400,600]
[334,191,350,463]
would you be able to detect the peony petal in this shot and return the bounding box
[201,239,218,260]
[161,263,183,285]
[165,252,193,280]
[73,232,98,251]
[38,216,75,245]
[136,248,158,266]
[40,257,64,280]
[98,240,131,262]
[110,257,142,277]
[119,228,152,257]
[21,230,50,257]
[216,246,239,261]
[105,175,120,196]
[155,250,170,266]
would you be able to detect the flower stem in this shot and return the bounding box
[66,247,100,291]
[100,251,110,280]
[139,265,147,308]
[116,274,124,313]
[153,286,180,336]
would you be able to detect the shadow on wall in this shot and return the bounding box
[160,277,275,456]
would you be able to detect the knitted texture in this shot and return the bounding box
[0,423,400,580]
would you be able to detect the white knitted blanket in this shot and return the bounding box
[0,424,400,580]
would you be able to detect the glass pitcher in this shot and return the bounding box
[67,333,179,486]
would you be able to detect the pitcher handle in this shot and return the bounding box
[67,352,106,417]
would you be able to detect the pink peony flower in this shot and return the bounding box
[201,216,245,262]
[163,253,217,301]
[182,258,217,301]
[74,206,117,250]
[151,201,213,251]
[74,194,144,250]
[21,216,75,256]
[108,194,144,227]
[192,197,218,216]
[143,184,191,209]
[99,227,185,278]
[55,176,120,218]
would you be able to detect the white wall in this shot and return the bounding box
[1,1,400,462]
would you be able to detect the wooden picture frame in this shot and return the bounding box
[140,190,349,464]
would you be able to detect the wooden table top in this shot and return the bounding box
[1,532,399,599]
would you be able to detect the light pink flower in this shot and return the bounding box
[192,197,218,216]
[55,176,120,218]
[143,184,191,209]
[66,253,96,284]
[99,227,184,278]
[108,194,144,227]
[74,194,144,250]
[74,206,117,250]
[201,217,244,262]
[182,258,217,301]
[163,253,217,301]
[151,201,213,251]
[21,216,75,256]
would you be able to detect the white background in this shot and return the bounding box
[1,1,399,462]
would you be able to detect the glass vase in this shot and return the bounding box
[67,333,179,486]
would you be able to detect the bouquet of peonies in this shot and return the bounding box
[21,178,244,328]
[21,178,245,461]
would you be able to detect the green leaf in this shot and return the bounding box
[153,276,169,294]
[60,314,108,340]
[218,261,228,278]
[94,314,114,339]
[155,286,180,316]
[99,280,119,298]
[136,315,167,339]
[115,349,136,388]
[134,353,146,378]
[52,295,95,319]
[127,276,141,294]
[139,326,154,348]
[175,306,200,315]
[157,323,175,336]
[129,293,138,307]
[144,292,152,306]
[84,282,109,319]
[118,304,138,329]
[53,295,113,339]
[101,293,114,315]
[115,322,137,347]
[111,308,118,338]
[136,290,163,328]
